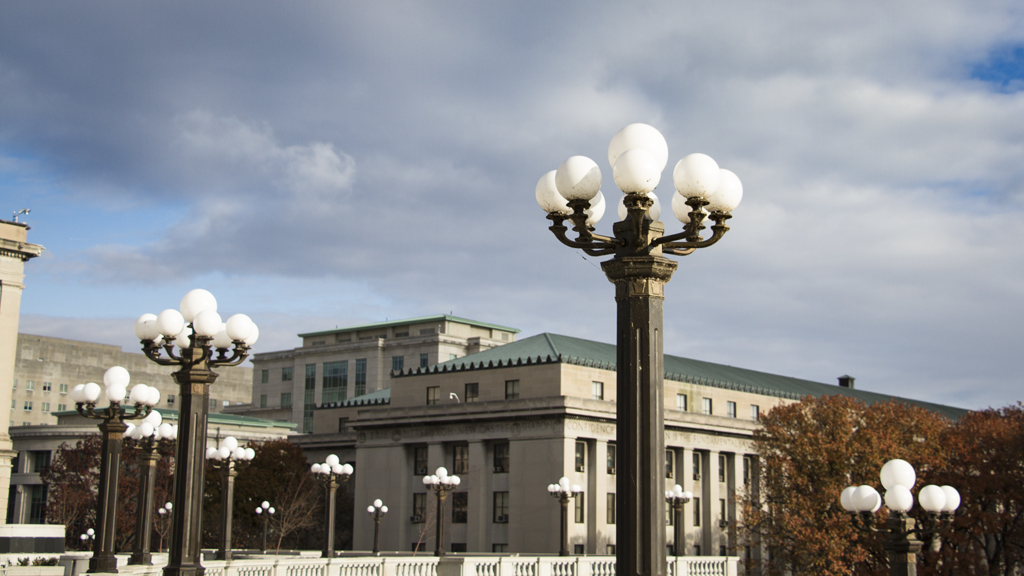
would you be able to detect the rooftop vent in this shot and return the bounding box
[838,375,856,389]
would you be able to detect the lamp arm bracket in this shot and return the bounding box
[654,224,729,250]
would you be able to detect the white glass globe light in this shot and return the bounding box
[245,447,255,460]
[608,123,669,172]
[673,154,722,199]
[436,466,448,478]
[129,384,150,405]
[571,484,582,493]
[193,310,223,337]
[705,169,743,213]
[332,464,343,475]
[341,463,354,475]
[422,476,432,485]
[536,170,571,215]
[106,384,127,403]
[262,501,270,509]
[104,366,131,388]
[612,148,662,194]
[180,289,217,323]
[918,485,947,512]
[381,506,388,513]
[585,191,606,226]
[311,463,322,473]
[222,437,239,451]
[374,499,383,508]
[940,486,960,512]
[840,486,857,512]
[452,476,461,486]
[233,447,246,460]
[326,454,340,467]
[71,384,86,403]
[143,410,162,427]
[852,485,881,512]
[139,422,155,438]
[155,309,186,338]
[83,382,102,403]
[174,326,193,350]
[555,156,602,201]
[244,325,260,347]
[367,505,375,513]
[225,314,255,341]
[218,447,231,460]
[884,485,914,512]
[125,423,137,438]
[134,314,159,341]
[147,386,161,406]
[880,459,916,490]
[671,192,709,224]
[211,328,233,350]
[158,423,174,439]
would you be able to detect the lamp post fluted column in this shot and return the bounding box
[547,478,583,556]
[665,485,693,557]
[128,418,177,566]
[536,124,743,576]
[135,289,258,576]
[208,437,255,561]
[422,467,460,557]
[312,455,353,558]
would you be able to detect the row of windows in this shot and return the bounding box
[261,353,437,386]
[676,395,760,420]
[411,444,511,475]
[12,381,70,394]
[12,401,68,413]
[575,441,754,485]
[426,380,520,405]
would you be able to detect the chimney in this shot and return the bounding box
[838,375,855,389]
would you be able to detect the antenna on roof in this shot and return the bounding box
[12,208,30,223]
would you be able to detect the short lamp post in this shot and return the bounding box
[156,503,173,552]
[311,455,354,558]
[547,478,583,556]
[840,459,962,576]
[127,415,178,565]
[71,366,160,573]
[80,529,95,549]
[422,467,461,557]
[135,289,258,576]
[255,501,275,553]
[535,124,742,576]
[206,437,255,561]
[367,499,388,554]
[665,484,693,557]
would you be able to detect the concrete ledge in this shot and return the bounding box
[0,525,65,554]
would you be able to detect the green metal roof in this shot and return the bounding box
[318,387,391,409]
[405,333,967,420]
[298,314,520,338]
[52,407,298,430]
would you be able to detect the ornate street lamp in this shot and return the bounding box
[422,467,461,557]
[135,289,258,576]
[547,477,583,556]
[367,499,388,554]
[536,124,742,576]
[206,437,255,560]
[311,454,354,558]
[156,502,173,552]
[840,459,962,576]
[665,484,693,557]
[255,501,275,553]
[71,366,161,573]
[80,528,95,550]
[127,415,178,565]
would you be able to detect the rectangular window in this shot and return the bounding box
[592,381,604,400]
[261,369,269,384]
[493,491,509,522]
[452,492,468,523]
[23,401,32,411]
[751,404,760,420]
[666,450,674,478]
[493,442,510,473]
[606,493,616,524]
[57,404,66,412]
[420,353,429,368]
[355,358,367,397]
[505,380,519,400]
[167,394,175,406]
[259,394,267,408]
[574,544,584,555]
[338,418,349,434]
[676,394,687,411]
[209,398,217,410]
[575,441,586,472]
[41,402,50,413]
[42,382,51,392]
[493,544,508,553]
[323,361,348,403]
[693,452,702,481]
[414,446,429,475]
[727,401,737,418]
[426,387,439,405]
[11,380,15,390]
[719,454,727,483]
[11,399,15,410]
[282,367,293,381]
[694,545,701,556]
[465,383,479,403]
[574,492,585,523]
[281,392,292,408]
[392,355,404,373]
[694,497,701,526]
[29,485,47,524]
[31,450,51,473]
[743,455,753,485]
[666,500,673,526]
[303,364,316,434]
[453,445,469,474]
[59,383,68,395]
[451,543,467,553]
[720,499,727,524]
[26,381,34,391]
[702,397,713,415]
[607,444,616,475]
[412,493,427,522]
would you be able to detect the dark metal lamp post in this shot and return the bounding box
[840,459,962,576]
[135,289,258,576]
[207,437,255,561]
[665,484,693,557]
[367,499,388,554]
[422,467,461,557]
[547,477,583,556]
[128,417,178,565]
[312,454,354,558]
[156,503,173,552]
[255,501,275,553]
[536,124,743,576]
[71,366,160,574]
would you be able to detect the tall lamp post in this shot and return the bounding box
[547,477,583,556]
[311,454,354,558]
[840,459,961,576]
[535,124,742,576]
[135,289,258,576]
[422,467,460,557]
[127,415,178,565]
[206,437,255,560]
[255,501,275,553]
[665,484,693,557]
[367,499,388,554]
[71,366,160,573]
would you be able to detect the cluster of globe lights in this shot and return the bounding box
[312,454,354,477]
[256,501,275,516]
[547,476,582,497]
[133,289,259,354]
[665,484,694,502]
[157,502,173,517]
[206,436,255,462]
[423,467,460,488]
[368,499,388,515]
[70,366,161,409]
[125,410,178,442]
[840,459,961,516]
[535,123,742,236]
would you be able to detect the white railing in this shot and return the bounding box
[58,554,737,576]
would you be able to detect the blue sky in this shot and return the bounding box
[2,1,1023,410]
